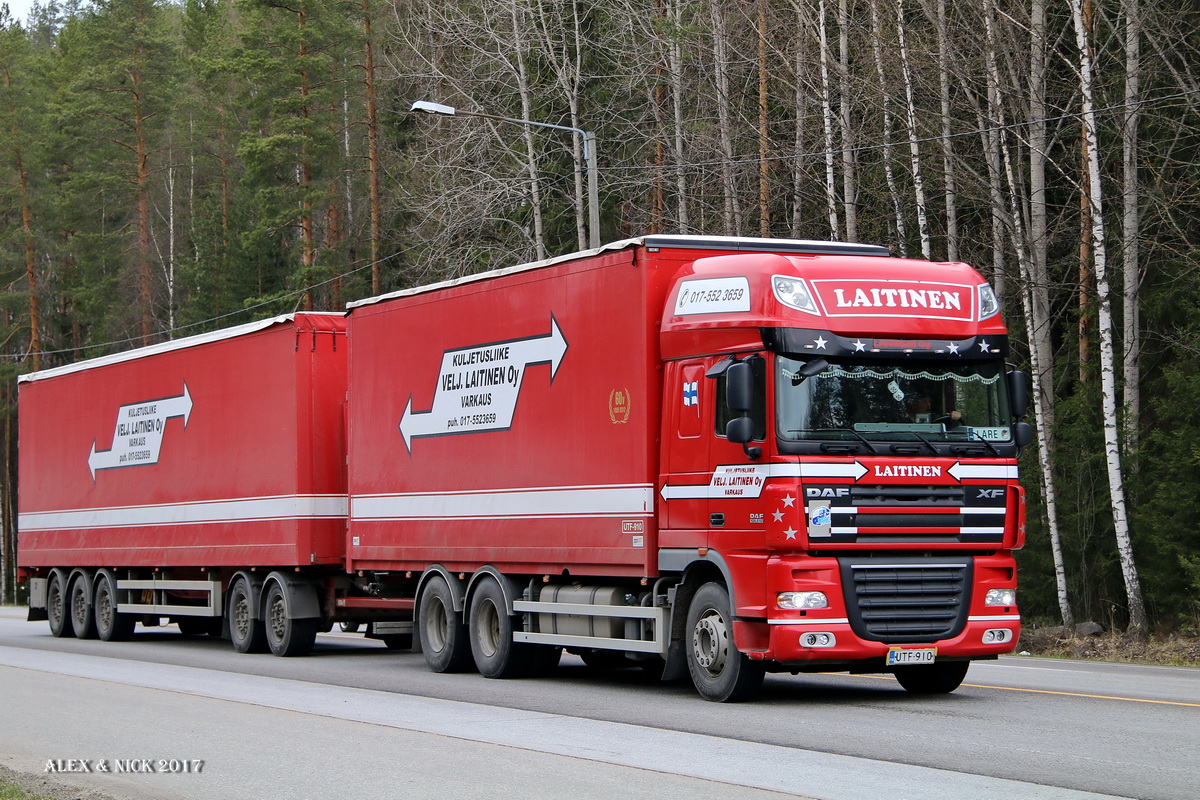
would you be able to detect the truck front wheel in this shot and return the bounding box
[418,575,472,673]
[685,582,764,702]
[264,582,317,657]
[47,573,70,638]
[228,580,268,654]
[892,661,970,694]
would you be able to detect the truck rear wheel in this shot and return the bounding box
[264,582,317,657]
[418,575,472,672]
[95,573,135,642]
[47,573,70,638]
[69,575,98,639]
[893,661,970,694]
[468,578,522,678]
[685,582,764,702]
[228,580,268,654]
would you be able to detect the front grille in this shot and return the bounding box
[840,557,970,643]
[807,484,1007,545]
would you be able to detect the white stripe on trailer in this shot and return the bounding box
[18,494,348,531]
[351,484,654,521]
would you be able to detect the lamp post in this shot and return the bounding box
[411,100,600,250]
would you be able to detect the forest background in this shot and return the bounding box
[0,0,1197,636]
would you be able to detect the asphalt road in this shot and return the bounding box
[1,608,1197,800]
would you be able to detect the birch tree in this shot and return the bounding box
[1069,0,1147,636]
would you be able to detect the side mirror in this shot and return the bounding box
[1014,421,1034,449]
[727,416,754,444]
[727,417,762,461]
[726,361,755,413]
[1007,369,1030,418]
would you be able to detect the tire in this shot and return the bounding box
[264,581,317,657]
[228,580,268,654]
[685,582,764,702]
[468,578,524,679]
[418,575,472,673]
[47,573,70,638]
[69,575,98,639]
[339,622,361,633]
[893,661,970,694]
[94,573,135,642]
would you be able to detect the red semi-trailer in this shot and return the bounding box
[20,236,1030,701]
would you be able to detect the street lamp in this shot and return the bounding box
[411,100,601,250]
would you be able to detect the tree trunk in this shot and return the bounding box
[709,0,741,235]
[364,0,383,294]
[868,0,906,256]
[837,0,857,241]
[757,0,770,237]
[897,0,930,257]
[933,0,958,261]
[818,0,840,238]
[1028,0,1072,626]
[1121,0,1141,460]
[1069,0,1147,637]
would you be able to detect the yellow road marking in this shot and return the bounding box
[848,672,1200,707]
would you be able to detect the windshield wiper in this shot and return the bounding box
[791,428,882,455]
[950,436,1002,457]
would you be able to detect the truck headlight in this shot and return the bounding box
[772,276,820,315]
[985,588,1016,607]
[777,591,828,610]
[979,282,1001,319]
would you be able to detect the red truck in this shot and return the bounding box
[19,235,1029,701]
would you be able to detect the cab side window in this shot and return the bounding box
[714,357,766,440]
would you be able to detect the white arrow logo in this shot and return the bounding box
[89,384,193,479]
[399,317,568,453]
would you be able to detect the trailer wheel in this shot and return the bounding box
[228,580,268,654]
[685,582,764,702]
[69,575,98,639]
[264,582,317,657]
[418,575,472,672]
[893,661,970,694]
[47,573,70,638]
[468,578,526,679]
[95,573,134,642]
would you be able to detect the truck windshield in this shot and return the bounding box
[776,355,1012,446]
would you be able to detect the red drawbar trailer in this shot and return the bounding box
[18,313,351,654]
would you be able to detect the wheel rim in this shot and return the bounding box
[233,591,251,640]
[48,581,64,628]
[72,583,88,628]
[425,596,449,653]
[96,586,113,632]
[475,598,500,659]
[692,607,729,677]
[268,592,287,642]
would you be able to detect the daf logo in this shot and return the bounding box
[977,488,1005,499]
[805,487,850,499]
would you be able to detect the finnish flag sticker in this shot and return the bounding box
[683,381,699,407]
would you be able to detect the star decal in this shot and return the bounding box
[781,494,796,507]
[813,335,828,350]
[852,339,866,352]
[978,339,991,352]
[771,510,785,522]
[784,527,798,539]
[948,342,960,355]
